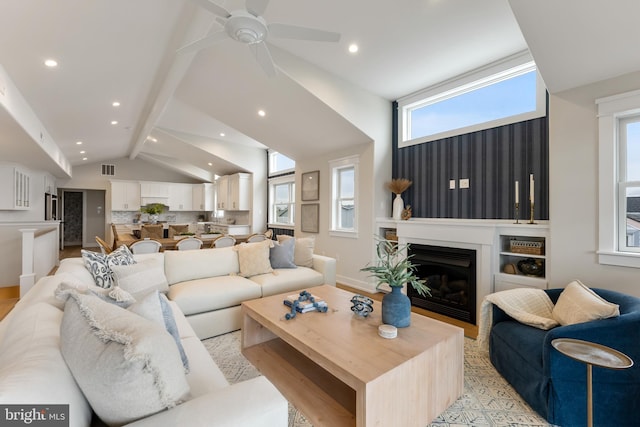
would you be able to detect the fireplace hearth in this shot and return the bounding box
[408,244,477,324]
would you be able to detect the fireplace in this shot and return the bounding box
[407,244,477,324]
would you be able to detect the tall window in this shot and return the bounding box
[330,155,358,235]
[618,116,640,252]
[268,151,295,226]
[398,52,546,147]
[597,89,640,268]
[270,178,295,225]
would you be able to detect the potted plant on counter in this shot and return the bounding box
[141,203,164,224]
[361,237,430,327]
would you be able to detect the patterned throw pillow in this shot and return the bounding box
[81,245,136,288]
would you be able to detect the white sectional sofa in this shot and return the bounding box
[0,270,287,427]
[0,239,336,426]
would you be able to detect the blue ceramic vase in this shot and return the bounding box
[382,285,411,327]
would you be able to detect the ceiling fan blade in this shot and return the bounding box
[246,0,270,17]
[250,42,277,77]
[190,0,231,18]
[177,30,229,54]
[268,23,341,42]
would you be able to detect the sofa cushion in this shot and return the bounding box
[164,247,239,285]
[269,238,297,269]
[60,291,190,426]
[168,275,262,316]
[277,235,315,267]
[552,280,620,325]
[0,301,93,427]
[234,240,274,277]
[250,267,325,297]
[81,245,136,288]
[111,258,169,298]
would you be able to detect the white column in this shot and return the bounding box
[19,228,37,297]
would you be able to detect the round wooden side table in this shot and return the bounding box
[551,338,633,427]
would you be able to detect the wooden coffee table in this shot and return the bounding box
[241,285,464,427]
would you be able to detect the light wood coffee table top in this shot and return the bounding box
[241,285,464,427]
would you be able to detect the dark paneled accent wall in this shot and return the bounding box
[392,102,549,220]
[270,227,294,239]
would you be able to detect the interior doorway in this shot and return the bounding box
[60,189,106,250]
[62,191,83,248]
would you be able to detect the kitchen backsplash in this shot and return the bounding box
[111,211,202,224]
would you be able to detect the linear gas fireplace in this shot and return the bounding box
[407,244,477,324]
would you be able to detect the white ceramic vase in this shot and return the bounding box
[392,193,404,220]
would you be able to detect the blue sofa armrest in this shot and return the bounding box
[540,288,640,426]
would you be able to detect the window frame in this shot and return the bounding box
[268,150,295,176]
[597,89,640,268]
[329,155,359,238]
[268,174,295,227]
[617,116,640,253]
[397,51,546,148]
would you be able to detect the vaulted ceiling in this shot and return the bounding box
[1,0,638,180]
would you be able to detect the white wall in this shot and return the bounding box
[549,70,640,295]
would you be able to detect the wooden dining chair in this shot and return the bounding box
[176,237,203,251]
[129,238,162,254]
[246,233,267,243]
[95,236,113,254]
[140,224,163,239]
[211,235,236,248]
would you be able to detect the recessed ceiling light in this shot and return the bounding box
[258,110,266,117]
[219,133,225,137]
[208,162,213,166]
[111,120,118,125]
[112,101,120,107]
[82,157,88,161]
[76,141,83,145]
[80,150,85,154]
[348,44,359,54]
[44,59,58,68]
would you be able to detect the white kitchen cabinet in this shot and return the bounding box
[228,173,251,211]
[140,181,170,198]
[192,183,214,211]
[216,176,229,210]
[110,181,140,211]
[0,165,30,210]
[169,184,193,211]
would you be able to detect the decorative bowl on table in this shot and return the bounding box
[517,258,545,277]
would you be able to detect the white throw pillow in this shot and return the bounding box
[552,280,620,326]
[111,258,169,299]
[234,239,274,277]
[277,235,315,268]
[59,291,190,426]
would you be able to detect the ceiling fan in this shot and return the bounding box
[179,0,341,77]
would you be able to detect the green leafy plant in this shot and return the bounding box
[141,203,165,215]
[361,238,431,297]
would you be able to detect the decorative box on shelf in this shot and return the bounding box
[509,240,544,255]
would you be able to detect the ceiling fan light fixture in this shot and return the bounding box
[225,12,268,44]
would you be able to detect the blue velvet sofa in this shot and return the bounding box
[489,288,640,427]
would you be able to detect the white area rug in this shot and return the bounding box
[203,331,554,427]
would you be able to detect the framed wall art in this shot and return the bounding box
[301,170,320,201]
[300,203,319,233]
